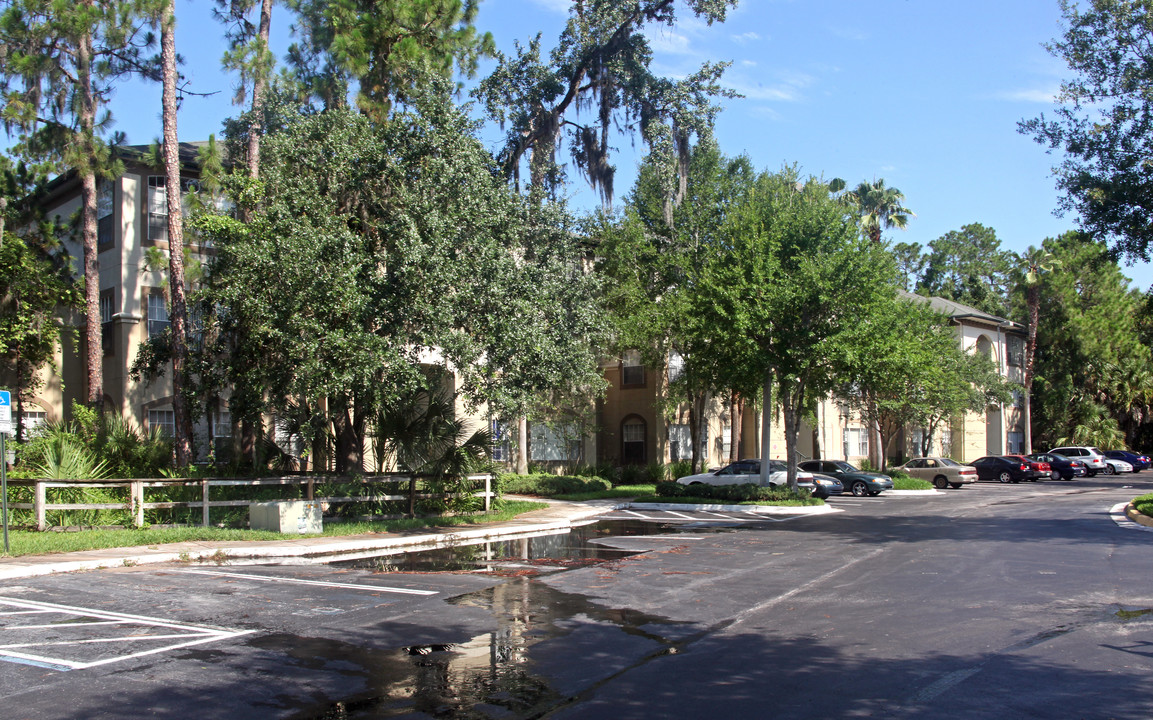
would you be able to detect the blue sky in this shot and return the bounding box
[91,0,1153,291]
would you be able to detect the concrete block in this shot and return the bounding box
[250,500,323,534]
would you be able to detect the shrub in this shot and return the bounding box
[496,473,612,496]
[644,461,668,483]
[1133,492,1153,518]
[618,464,647,485]
[666,459,693,481]
[655,481,810,503]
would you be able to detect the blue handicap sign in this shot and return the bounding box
[0,391,9,406]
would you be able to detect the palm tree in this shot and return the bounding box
[846,179,915,245]
[375,385,492,516]
[1019,246,1059,454]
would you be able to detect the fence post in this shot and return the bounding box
[35,481,46,531]
[484,474,491,512]
[202,479,211,527]
[131,481,144,528]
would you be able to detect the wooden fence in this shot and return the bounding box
[3,473,495,531]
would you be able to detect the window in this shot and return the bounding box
[843,427,868,458]
[97,180,114,249]
[490,419,512,462]
[148,292,170,339]
[148,176,199,243]
[940,428,953,458]
[669,424,691,461]
[621,350,644,388]
[148,409,175,438]
[529,423,579,462]
[667,351,685,384]
[721,423,732,460]
[1007,431,1024,455]
[1007,337,1024,367]
[621,416,646,464]
[912,428,933,457]
[213,410,232,462]
[21,411,47,434]
[100,289,114,356]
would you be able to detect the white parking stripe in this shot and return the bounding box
[4,621,131,630]
[663,510,696,520]
[177,569,438,595]
[0,597,253,672]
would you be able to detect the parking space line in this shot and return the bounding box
[177,569,439,595]
[663,510,696,520]
[0,597,254,672]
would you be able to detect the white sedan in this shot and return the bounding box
[1102,457,1134,475]
[676,459,814,487]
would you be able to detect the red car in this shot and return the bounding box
[1005,454,1050,482]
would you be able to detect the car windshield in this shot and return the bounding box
[833,461,857,472]
[937,458,960,466]
[768,460,787,472]
[1090,447,1104,455]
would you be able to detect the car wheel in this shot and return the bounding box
[851,481,868,497]
[1105,464,1116,475]
[949,482,963,489]
[868,490,881,496]
[998,471,1013,484]
[1050,470,1061,481]
[933,475,949,490]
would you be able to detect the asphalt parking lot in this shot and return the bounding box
[1,471,1150,719]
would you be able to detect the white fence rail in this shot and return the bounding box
[5,474,495,531]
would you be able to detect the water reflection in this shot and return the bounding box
[333,519,707,575]
[291,579,693,719]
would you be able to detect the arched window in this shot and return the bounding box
[621,415,646,464]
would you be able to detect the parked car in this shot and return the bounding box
[1101,456,1134,475]
[807,473,845,499]
[890,457,978,489]
[1048,446,1108,476]
[797,460,894,497]
[1027,452,1087,481]
[1104,450,1151,472]
[971,456,1033,483]
[676,459,815,489]
[1003,454,1050,481]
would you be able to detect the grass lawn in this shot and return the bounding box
[0,500,548,559]
[1133,492,1153,518]
[891,476,933,490]
[628,495,824,507]
[550,484,657,501]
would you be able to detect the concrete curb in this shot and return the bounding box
[0,500,630,581]
[1125,502,1153,529]
[627,502,839,515]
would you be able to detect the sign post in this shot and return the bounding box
[0,389,10,553]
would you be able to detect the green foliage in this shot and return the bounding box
[918,223,1016,317]
[15,402,172,479]
[32,435,109,481]
[495,473,612,496]
[1133,492,1153,519]
[285,0,494,119]
[1024,232,1153,449]
[667,459,693,481]
[197,86,604,470]
[474,0,737,200]
[1019,0,1153,262]
[843,179,914,245]
[888,473,932,490]
[654,481,815,504]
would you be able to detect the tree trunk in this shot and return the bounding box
[729,394,741,462]
[76,21,104,415]
[246,0,273,180]
[331,397,360,474]
[759,368,773,486]
[160,0,194,467]
[516,416,528,474]
[1024,285,1040,455]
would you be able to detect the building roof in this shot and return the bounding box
[898,289,1025,334]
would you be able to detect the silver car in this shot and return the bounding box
[1049,446,1109,477]
[676,459,814,488]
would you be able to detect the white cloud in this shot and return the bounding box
[732,31,761,44]
[647,28,694,55]
[741,59,758,67]
[996,87,1059,103]
[724,70,815,103]
[527,0,569,14]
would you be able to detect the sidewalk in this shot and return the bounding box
[0,496,849,581]
[0,498,628,581]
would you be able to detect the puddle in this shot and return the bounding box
[1116,607,1153,620]
[280,579,697,719]
[331,519,724,575]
